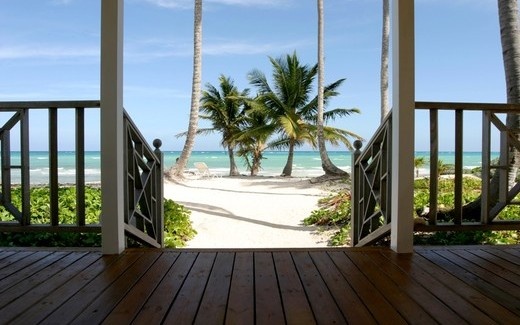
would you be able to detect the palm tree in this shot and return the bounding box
[463,0,520,219]
[248,52,361,177]
[235,101,274,176]
[380,0,390,122]
[414,156,427,178]
[197,75,249,176]
[316,0,347,177]
[171,0,203,179]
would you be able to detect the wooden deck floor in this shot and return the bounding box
[0,246,519,324]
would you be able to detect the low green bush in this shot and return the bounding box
[305,177,520,246]
[0,186,196,248]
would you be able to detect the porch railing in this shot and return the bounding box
[0,101,164,248]
[351,102,520,246]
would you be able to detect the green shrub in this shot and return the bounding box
[305,176,520,246]
[163,199,197,248]
[0,186,196,248]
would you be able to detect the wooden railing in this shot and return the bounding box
[351,102,520,246]
[123,111,164,248]
[0,101,164,248]
[351,113,392,247]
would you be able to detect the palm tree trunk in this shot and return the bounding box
[316,0,348,177]
[282,141,295,176]
[172,0,203,178]
[380,0,390,122]
[227,146,240,176]
[463,0,520,219]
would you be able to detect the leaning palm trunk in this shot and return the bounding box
[227,147,240,176]
[282,141,296,176]
[316,0,348,177]
[171,0,203,178]
[462,0,520,219]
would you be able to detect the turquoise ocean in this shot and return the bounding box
[4,150,499,184]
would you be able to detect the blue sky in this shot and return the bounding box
[0,0,508,152]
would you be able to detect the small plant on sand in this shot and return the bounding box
[304,189,351,246]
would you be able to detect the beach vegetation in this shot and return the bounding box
[0,187,196,248]
[414,156,427,178]
[248,52,362,177]
[305,176,520,246]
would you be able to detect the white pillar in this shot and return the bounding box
[100,0,125,254]
[390,0,415,253]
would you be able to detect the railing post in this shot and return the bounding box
[351,140,362,246]
[153,139,164,247]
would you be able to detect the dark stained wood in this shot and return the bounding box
[328,251,407,324]
[380,249,498,324]
[364,250,466,324]
[162,252,216,324]
[0,246,518,324]
[292,251,346,324]
[225,251,254,325]
[273,252,316,324]
[310,251,376,324]
[194,252,234,324]
[132,251,197,324]
[254,252,285,324]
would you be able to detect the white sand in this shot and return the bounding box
[163,175,336,248]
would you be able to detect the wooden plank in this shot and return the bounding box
[194,252,234,324]
[273,252,316,324]
[162,252,216,324]
[0,251,59,293]
[416,250,520,322]
[380,250,498,324]
[309,251,376,324]
[7,252,106,325]
[484,247,520,269]
[102,252,180,324]
[346,251,438,324]
[435,249,520,301]
[225,252,254,325]
[364,250,466,323]
[291,251,345,324]
[1,252,98,324]
[328,251,407,324]
[504,247,520,259]
[254,252,285,325]
[72,251,161,324]
[0,251,84,310]
[40,251,144,324]
[133,252,198,324]
[462,249,520,284]
[0,250,17,263]
[0,250,43,276]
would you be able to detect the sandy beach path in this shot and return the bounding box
[163,176,332,248]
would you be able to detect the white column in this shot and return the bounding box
[100,0,125,254]
[391,0,415,253]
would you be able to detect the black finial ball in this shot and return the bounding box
[153,138,162,149]
[353,140,363,150]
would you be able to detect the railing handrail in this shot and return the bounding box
[0,100,164,248]
[415,101,520,112]
[0,100,100,109]
[351,101,520,247]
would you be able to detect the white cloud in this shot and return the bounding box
[144,0,294,10]
[204,39,311,55]
[0,45,98,60]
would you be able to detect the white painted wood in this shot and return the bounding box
[390,0,415,253]
[100,0,125,254]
